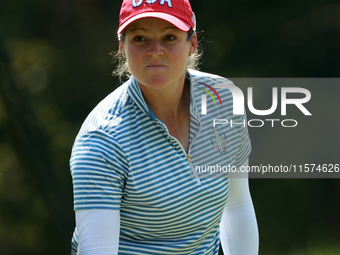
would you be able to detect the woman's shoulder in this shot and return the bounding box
[75,80,132,139]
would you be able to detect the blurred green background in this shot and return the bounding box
[0,0,339,254]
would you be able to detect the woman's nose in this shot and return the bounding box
[147,39,164,57]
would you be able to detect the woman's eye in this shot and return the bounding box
[133,36,146,42]
[164,35,176,41]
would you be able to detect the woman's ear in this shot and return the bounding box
[189,33,198,55]
[119,40,125,56]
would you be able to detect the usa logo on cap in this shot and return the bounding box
[118,0,195,35]
[132,0,173,8]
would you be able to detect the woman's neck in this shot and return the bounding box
[138,76,190,122]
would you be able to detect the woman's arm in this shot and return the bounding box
[75,209,120,255]
[70,131,128,254]
[220,158,259,255]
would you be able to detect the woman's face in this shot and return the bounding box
[120,18,197,91]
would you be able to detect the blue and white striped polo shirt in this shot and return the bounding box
[70,69,251,255]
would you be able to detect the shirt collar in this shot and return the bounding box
[127,76,157,119]
[127,70,200,120]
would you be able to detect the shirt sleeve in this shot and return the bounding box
[220,158,259,255]
[70,130,129,211]
[234,111,252,168]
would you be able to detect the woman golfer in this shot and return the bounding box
[70,0,259,254]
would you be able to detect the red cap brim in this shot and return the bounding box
[117,12,191,34]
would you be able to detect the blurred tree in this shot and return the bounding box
[0,41,72,254]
